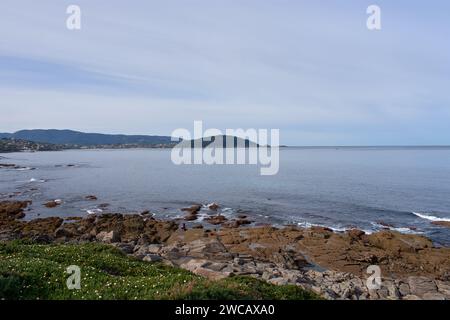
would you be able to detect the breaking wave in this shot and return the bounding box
[412,212,450,222]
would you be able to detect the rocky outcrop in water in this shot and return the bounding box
[432,221,450,229]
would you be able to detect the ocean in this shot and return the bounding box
[1,147,450,245]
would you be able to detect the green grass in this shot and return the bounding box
[0,241,319,300]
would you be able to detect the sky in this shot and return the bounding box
[0,0,449,146]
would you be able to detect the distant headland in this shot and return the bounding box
[0,129,261,153]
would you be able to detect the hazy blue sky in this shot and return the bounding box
[0,0,449,145]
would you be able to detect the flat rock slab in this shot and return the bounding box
[408,276,438,297]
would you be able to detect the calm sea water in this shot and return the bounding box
[1,148,450,245]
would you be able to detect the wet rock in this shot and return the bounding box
[65,216,82,221]
[181,204,202,214]
[206,203,220,211]
[184,213,198,221]
[222,218,252,228]
[376,221,395,229]
[0,163,17,168]
[139,210,152,216]
[205,215,227,225]
[236,219,252,226]
[44,200,62,208]
[432,221,450,229]
[85,195,98,201]
[0,200,31,220]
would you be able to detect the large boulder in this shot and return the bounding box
[20,217,64,240]
[96,230,120,243]
[0,200,31,220]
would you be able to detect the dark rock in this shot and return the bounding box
[181,204,202,214]
[112,242,135,254]
[184,213,198,221]
[140,210,152,216]
[205,215,227,225]
[207,203,220,211]
[0,200,31,220]
[44,200,61,208]
[432,221,450,229]
[347,229,365,240]
[376,221,395,229]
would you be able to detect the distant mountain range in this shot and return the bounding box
[0,130,262,153]
[0,129,175,146]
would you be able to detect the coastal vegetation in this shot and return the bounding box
[0,241,318,300]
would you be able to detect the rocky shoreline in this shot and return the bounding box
[1,200,450,300]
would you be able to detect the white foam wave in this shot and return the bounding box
[370,222,422,235]
[86,208,103,215]
[412,212,450,222]
[390,227,421,234]
[296,221,352,233]
[16,167,34,171]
